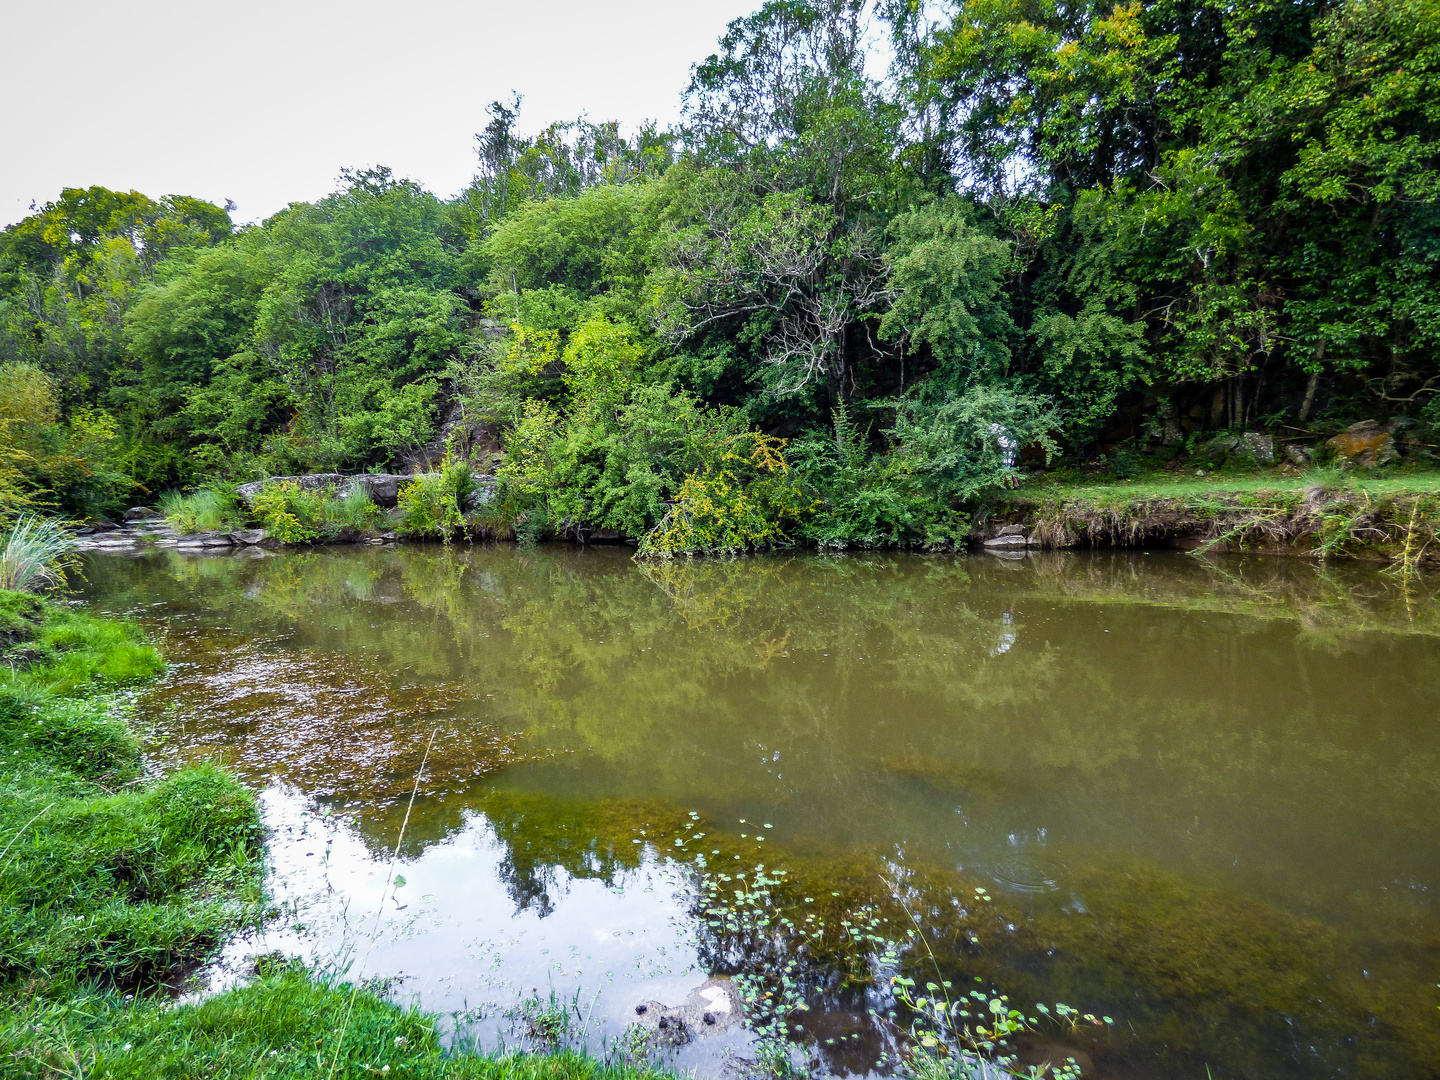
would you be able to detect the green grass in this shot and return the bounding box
[1022,467,1440,502]
[159,489,247,534]
[1,967,679,1080]
[0,594,682,1080]
[0,590,260,999]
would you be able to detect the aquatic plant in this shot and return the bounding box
[878,882,1107,1080]
[0,512,79,592]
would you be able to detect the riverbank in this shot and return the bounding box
[0,591,672,1080]
[983,469,1440,568]
[83,467,1440,572]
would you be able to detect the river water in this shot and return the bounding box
[79,545,1440,1079]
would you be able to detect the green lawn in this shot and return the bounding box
[1018,469,1440,502]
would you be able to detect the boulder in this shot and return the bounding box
[1240,432,1276,464]
[339,473,410,508]
[463,477,498,512]
[1327,421,1397,468]
[178,531,235,548]
[230,529,267,546]
[1196,433,1242,464]
[995,523,1026,537]
[633,978,741,1050]
[235,474,348,507]
[123,506,157,520]
[983,534,1029,548]
[1283,443,1314,466]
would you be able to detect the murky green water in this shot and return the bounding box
[81,546,1440,1079]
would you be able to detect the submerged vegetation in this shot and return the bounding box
[0,592,694,1080]
[0,584,1121,1079]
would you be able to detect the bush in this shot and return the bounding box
[789,404,969,549]
[395,459,474,539]
[638,432,811,556]
[249,481,325,543]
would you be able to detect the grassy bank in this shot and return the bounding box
[0,592,672,1080]
[993,468,1440,568]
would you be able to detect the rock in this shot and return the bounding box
[995,524,1026,537]
[1147,399,1184,446]
[632,978,741,1049]
[1240,432,1276,464]
[379,532,398,542]
[1283,443,1314,466]
[339,473,410,508]
[983,534,1029,548]
[229,529,267,546]
[1196,433,1242,464]
[1326,421,1397,468]
[235,474,348,507]
[176,531,235,548]
[123,506,157,520]
[90,518,119,532]
[463,477,498,512]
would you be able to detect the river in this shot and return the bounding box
[79,545,1440,1079]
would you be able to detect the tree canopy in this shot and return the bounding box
[1,0,1435,543]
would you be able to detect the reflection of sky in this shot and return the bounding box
[204,784,753,1072]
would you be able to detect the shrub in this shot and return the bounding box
[789,404,969,549]
[250,481,324,543]
[638,432,811,556]
[395,458,474,539]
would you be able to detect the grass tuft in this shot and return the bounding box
[0,512,80,592]
[159,489,246,535]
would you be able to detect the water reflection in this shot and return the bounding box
[81,546,1440,1079]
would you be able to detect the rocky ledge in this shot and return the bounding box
[73,511,277,552]
[234,473,411,508]
[233,472,497,510]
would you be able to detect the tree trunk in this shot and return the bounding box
[1298,342,1325,423]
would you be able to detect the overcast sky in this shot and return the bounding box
[0,0,763,228]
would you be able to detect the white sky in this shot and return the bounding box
[0,0,763,228]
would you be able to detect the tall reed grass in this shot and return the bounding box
[159,488,245,534]
[0,512,79,592]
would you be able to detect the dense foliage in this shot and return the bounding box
[2,0,1436,549]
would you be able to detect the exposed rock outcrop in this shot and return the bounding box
[1326,420,1397,468]
[235,473,413,508]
